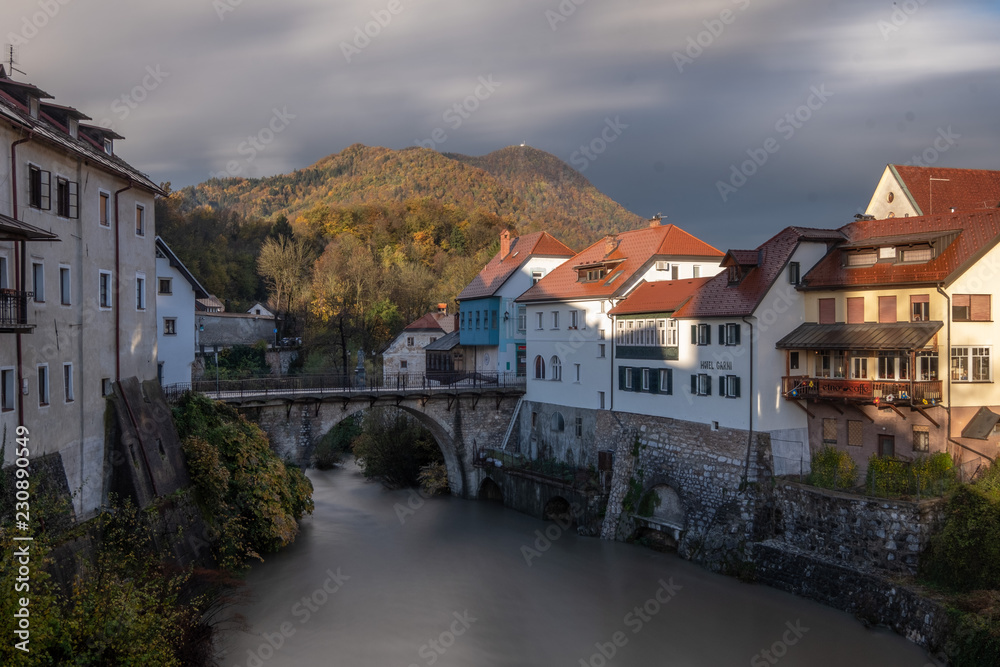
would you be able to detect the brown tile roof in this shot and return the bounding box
[674,227,844,319]
[404,312,448,332]
[457,231,574,300]
[517,223,723,303]
[725,250,761,266]
[892,165,1000,215]
[608,278,711,316]
[801,210,1000,289]
[775,321,942,351]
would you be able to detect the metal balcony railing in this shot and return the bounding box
[0,289,33,332]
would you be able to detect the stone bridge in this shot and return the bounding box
[172,375,525,498]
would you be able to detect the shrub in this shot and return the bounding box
[314,414,361,470]
[865,454,910,496]
[418,462,450,496]
[808,446,858,490]
[352,408,443,488]
[911,452,957,496]
[921,483,1000,592]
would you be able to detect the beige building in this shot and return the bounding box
[0,70,162,518]
[865,164,1000,220]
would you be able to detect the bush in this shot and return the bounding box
[921,483,1000,592]
[911,452,957,496]
[352,408,444,488]
[173,393,314,570]
[945,593,1000,667]
[808,446,858,490]
[418,462,450,496]
[865,455,911,496]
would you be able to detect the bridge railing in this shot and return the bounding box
[162,371,525,402]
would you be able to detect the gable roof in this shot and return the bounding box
[517,223,723,303]
[155,237,209,299]
[801,210,1000,289]
[608,278,710,316]
[404,312,448,332]
[457,231,574,301]
[674,227,844,319]
[890,165,1000,216]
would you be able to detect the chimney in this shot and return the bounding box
[437,302,447,314]
[604,235,619,256]
[649,213,663,228]
[500,229,511,259]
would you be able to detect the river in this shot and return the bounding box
[218,464,934,667]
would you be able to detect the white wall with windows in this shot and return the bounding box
[156,244,200,386]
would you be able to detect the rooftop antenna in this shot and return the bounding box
[4,45,26,78]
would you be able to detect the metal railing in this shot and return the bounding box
[782,376,943,406]
[0,289,32,329]
[162,371,526,402]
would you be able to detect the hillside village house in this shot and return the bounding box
[780,209,1000,475]
[865,165,1000,220]
[514,220,724,463]
[156,237,209,386]
[382,305,455,381]
[0,70,162,518]
[457,230,574,376]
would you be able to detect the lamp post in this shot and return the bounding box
[214,348,220,395]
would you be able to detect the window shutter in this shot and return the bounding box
[734,324,741,345]
[705,374,711,396]
[953,294,971,308]
[691,324,697,345]
[733,376,741,398]
[971,294,991,321]
[705,325,711,345]
[619,366,626,391]
[666,369,673,395]
[40,170,51,210]
[878,296,897,323]
[847,297,864,324]
[719,376,725,396]
[68,180,79,219]
[649,367,659,394]
[719,324,725,344]
[818,298,835,324]
[691,374,697,395]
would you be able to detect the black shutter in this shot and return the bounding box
[691,324,697,345]
[719,324,725,345]
[619,366,626,391]
[68,180,79,219]
[666,369,673,395]
[649,367,659,394]
[733,376,741,398]
[40,169,51,210]
[705,325,711,345]
[734,324,741,345]
[719,376,726,396]
[691,374,697,395]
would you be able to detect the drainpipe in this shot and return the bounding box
[10,132,33,426]
[935,285,951,445]
[606,301,615,411]
[741,316,755,485]
[113,182,133,380]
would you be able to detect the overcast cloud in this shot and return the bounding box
[3,0,998,249]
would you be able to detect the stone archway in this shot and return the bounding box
[478,477,504,503]
[543,496,574,526]
[647,484,685,529]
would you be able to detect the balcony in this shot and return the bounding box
[782,376,943,407]
[0,289,34,333]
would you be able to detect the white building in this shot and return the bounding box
[155,237,208,386]
[247,302,275,318]
[0,71,162,517]
[382,308,455,380]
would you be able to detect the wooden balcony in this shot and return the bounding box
[0,289,34,333]
[782,376,943,407]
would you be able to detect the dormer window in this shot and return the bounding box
[104,139,113,155]
[727,265,740,284]
[846,251,877,267]
[579,268,606,282]
[900,246,933,263]
[878,246,895,260]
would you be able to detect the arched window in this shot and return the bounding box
[534,355,545,380]
[550,356,562,381]
[551,412,565,432]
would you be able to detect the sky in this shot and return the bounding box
[2,0,999,250]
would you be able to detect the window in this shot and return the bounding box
[598,391,605,409]
[624,367,633,390]
[37,364,49,406]
[531,411,537,428]
[159,278,172,295]
[913,425,930,453]
[951,347,991,382]
[788,262,800,285]
[692,323,711,345]
[879,246,896,260]
[516,306,526,333]
[847,297,864,324]
[658,369,673,394]
[28,165,50,210]
[536,312,543,330]
[400,360,408,370]
[406,336,415,346]
[483,310,488,329]
[822,418,837,445]
[460,312,465,329]
[721,323,741,346]
[671,265,679,280]
[790,351,799,370]
[551,412,565,432]
[721,375,741,398]
[135,204,146,236]
[55,177,79,218]
[136,273,146,310]
[99,271,112,309]
[59,266,71,305]
[531,269,543,285]
[848,420,863,447]
[32,262,44,303]
[917,351,938,381]
[693,265,701,278]
[575,417,583,437]
[901,247,933,263]
[569,310,579,329]
[429,337,436,343]
[877,352,909,380]
[551,311,559,329]
[99,192,110,226]
[102,378,113,396]
[1,368,14,411]
[63,363,74,402]
[0,255,7,288]
[574,363,581,383]
[666,319,678,346]
[852,356,868,379]
[691,373,712,396]
[599,328,605,340]
[164,318,177,335]
[475,311,480,329]
[952,294,991,322]
[491,310,498,330]
[550,356,562,381]
[878,296,897,323]
[598,343,606,358]
[534,355,545,380]
[846,252,876,267]
[818,298,835,324]
[642,368,650,391]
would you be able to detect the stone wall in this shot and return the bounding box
[476,468,605,535]
[768,480,946,575]
[516,400,599,467]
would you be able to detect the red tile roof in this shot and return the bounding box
[404,313,448,332]
[517,223,723,303]
[457,231,574,300]
[892,165,1000,216]
[608,278,711,315]
[801,210,1000,289]
[674,227,844,318]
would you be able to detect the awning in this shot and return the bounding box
[426,330,461,351]
[961,407,1000,440]
[775,321,942,351]
[0,212,60,242]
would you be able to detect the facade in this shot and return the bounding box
[247,302,275,318]
[0,72,162,517]
[865,164,1000,220]
[780,210,1000,474]
[155,237,209,386]
[382,308,455,380]
[457,230,574,376]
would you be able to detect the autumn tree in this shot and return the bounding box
[257,234,315,335]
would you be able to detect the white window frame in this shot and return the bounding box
[37,363,49,406]
[658,369,672,395]
[551,311,559,329]
[569,309,579,329]
[724,323,740,346]
[951,346,992,382]
[642,368,650,391]
[697,373,711,396]
[63,362,74,403]
[536,311,544,330]
[0,253,8,289]
[666,319,678,346]
[99,270,113,309]
[574,363,581,383]
[723,374,741,398]
[624,367,633,389]
[598,343,606,358]
[516,305,526,333]
[550,356,562,381]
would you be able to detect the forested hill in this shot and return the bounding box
[174,144,646,249]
